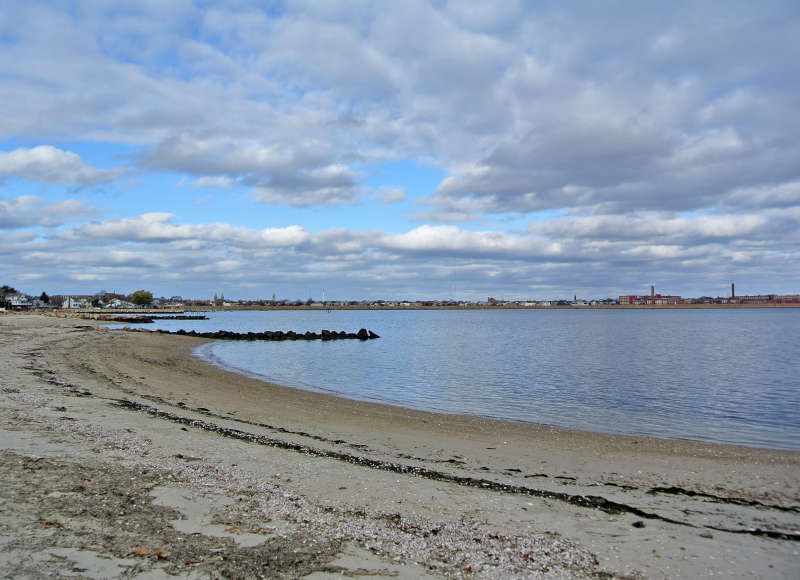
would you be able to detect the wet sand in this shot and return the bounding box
[1,313,798,578]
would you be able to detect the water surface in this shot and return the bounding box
[117,308,800,450]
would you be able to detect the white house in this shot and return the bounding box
[61,297,81,309]
[8,294,33,310]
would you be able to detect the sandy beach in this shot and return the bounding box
[1,313,798,578]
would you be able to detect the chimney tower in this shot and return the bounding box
[650,284,655,298]
[731,282,735,298]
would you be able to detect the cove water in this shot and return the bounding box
[117,308,800,450]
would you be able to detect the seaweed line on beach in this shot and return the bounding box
[109,398,800,542]
[2,398,612,578]
[185,403,800,516]
[647,486,800,514]
[99,381,800,517]
[19,341,800,525]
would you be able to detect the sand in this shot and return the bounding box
[0,313,798,578]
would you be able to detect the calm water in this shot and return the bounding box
[116,309,800,450]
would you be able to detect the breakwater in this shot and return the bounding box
[129,327,380,341]
[149,315,209,320]
[118,315,210,323]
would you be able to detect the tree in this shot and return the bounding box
[40,292,49,304]
[1,286,17,308]
[131,290,153,306]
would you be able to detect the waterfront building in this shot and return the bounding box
[619,294,683,305]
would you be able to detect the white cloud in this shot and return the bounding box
[621,245,686,259]
[0,195,96,229]
[4,209,799,300]
[70,273,105,281]
[144,135,363,206]
[250,163,362,207]
[725,181,800,209]
[259,225,309,247]
[0,146,121,186]
[379,225,563,258]
[192,260,245,274]
[4,3,797,217]
[529,212,771,243]
[373,186,406,204]
[64,213,310,248]
[193,176,238,189]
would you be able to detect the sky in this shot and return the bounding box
[1,1,799,301]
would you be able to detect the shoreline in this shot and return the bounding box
[193,338,797,453]
[129,326,796,466]
[17,301,800,316]
[2,314,799,578]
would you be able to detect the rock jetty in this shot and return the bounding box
[85,314,209,323]
[149,315,209,320]
[138,328,381,341]
[106,315,156,323]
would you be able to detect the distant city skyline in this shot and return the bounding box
[5,281,797,307]
[2,2,799,300]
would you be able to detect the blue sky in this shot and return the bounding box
[1,1,799,301]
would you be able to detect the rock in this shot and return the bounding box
[145,328,382,342]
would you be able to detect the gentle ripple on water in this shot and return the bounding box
[114,308,800,450]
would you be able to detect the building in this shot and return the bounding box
[60,296,82,309]
[619,285,683,305]
[726,294,800,305]
[7,294,33,310]
[619,294,683,305]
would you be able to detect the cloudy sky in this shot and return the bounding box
[2,1,799,301]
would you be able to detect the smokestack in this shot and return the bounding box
[731,282,735,298]
[651,284,655,298]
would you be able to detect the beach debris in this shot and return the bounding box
[174,454,203,462]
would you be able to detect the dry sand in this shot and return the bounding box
[0,313,798,578]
